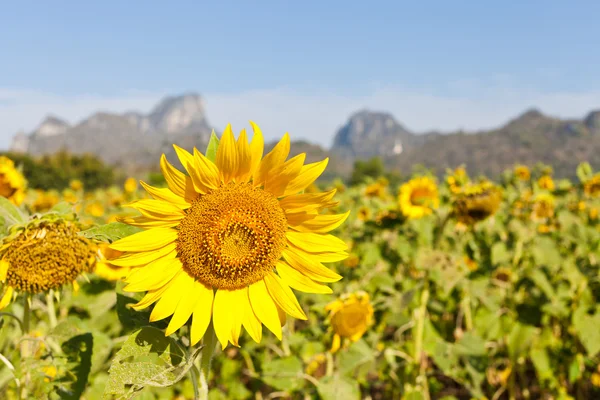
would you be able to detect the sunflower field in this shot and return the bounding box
[1,126,600,400]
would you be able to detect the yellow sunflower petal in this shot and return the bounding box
[254,133,290,187]
[193,148,221,190]
[241,289,262,343]
[279,189,337,213]
[264,154,306,197]
[0,286,13,310]
[248,121,264,178]
[289,211,350,233]
[213,289,244,348]
[190,283,215,345]
[264,272,307,320]
[174,145,212,194]
[286,232,348,253]
[236,129,252,182]
[139,181,190,208]
[117,216,180,229]
[282,158,329,197]
[125,199,186,219]
[216,124,238,184]
[110,227,178,252]
[249,280,282,340]
[149,271,188,322]
[165,274,198,336]
[131,283,172,310]
[282,248,342,283]
[285,211,318,226]
[123,257,181,292]
[160,154,197,202]
[276,261,332,294]
[108,242,177,267]
[0,260,9,281]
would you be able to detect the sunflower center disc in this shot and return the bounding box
[177,182,288,290]
[3,222,97,293]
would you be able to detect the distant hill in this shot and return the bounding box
[10,93,600,180]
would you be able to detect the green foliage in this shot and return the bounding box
[79,222,142,243]
[350,157,385,185]
[2,150,116,190]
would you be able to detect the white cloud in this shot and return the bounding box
[1,85,599,150]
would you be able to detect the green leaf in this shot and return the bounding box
[116,291,153,332]
[317,374,361,400]
[205,131,220,163]
[56,333,93,400]
[455,332,486,356]
[337,339,375,377]
[491,242,510,266]
[507,323,537,361]
[572,307,600,357]
[79,222,142,243]
[261,356,303,392]
[530,347,554,383]
[577,162,593,183]
[0,196,26,226]
[48,201,75,216]
[104,327,199,398]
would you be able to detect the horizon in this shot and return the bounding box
[2,1,600,148]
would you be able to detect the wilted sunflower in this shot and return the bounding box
[537,175,555,191]
[514,165,530,181]
[0,156,26,206]
[326,291,374,353]
[398,176,439,219]
[453,181,502,225]
[584,174,600,197]
[0,216,97,309]
[110,123,349,348]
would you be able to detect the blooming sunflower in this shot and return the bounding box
[0,156,27,206]
[584,174,600,197]
[453,181,502,225]
[514,165,530,181]
[537,175,555,191]
[398,176,439,219]
[532,193,554,220]
[326,291,374,353]
[124,177,138,194]
[0,216,97,309]
[110,123,349,348]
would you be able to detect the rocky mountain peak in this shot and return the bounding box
[32,115,70,137]
[504,108,553,131]
[331,110,414,160]
[147,93,209,135]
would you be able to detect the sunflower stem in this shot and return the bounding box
[22,297,30,335]
[198,322,217,400]
[46,290,57,329]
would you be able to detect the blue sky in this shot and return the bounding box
[1,1,599,147]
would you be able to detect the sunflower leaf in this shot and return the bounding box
[104,326,201,398]
[317,374,361,400]
[0,196,27,227]
[205,131,220,162]
[79,222,142,243]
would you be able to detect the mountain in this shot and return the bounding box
[15,93,214,172]
[387,108,600,178]
[10,93,600,180]
[331,110,423,160]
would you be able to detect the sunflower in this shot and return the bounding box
[584,174,600,197]
[364,182,386,199]
[357,206,371,221]
[110,123,349,348]
[124,177,138,194]
[0,156,27,206]
[32,190,60,212]
[453,181,502,225]
[94,243,130,281]
[532,193,554,220]
[398,176,439,219]
[514,165,530,181]
[0,216,97,309]
[85,202,105,217]
[326,291,374,353]
[69,179,83,191]
[537,175,555,191]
